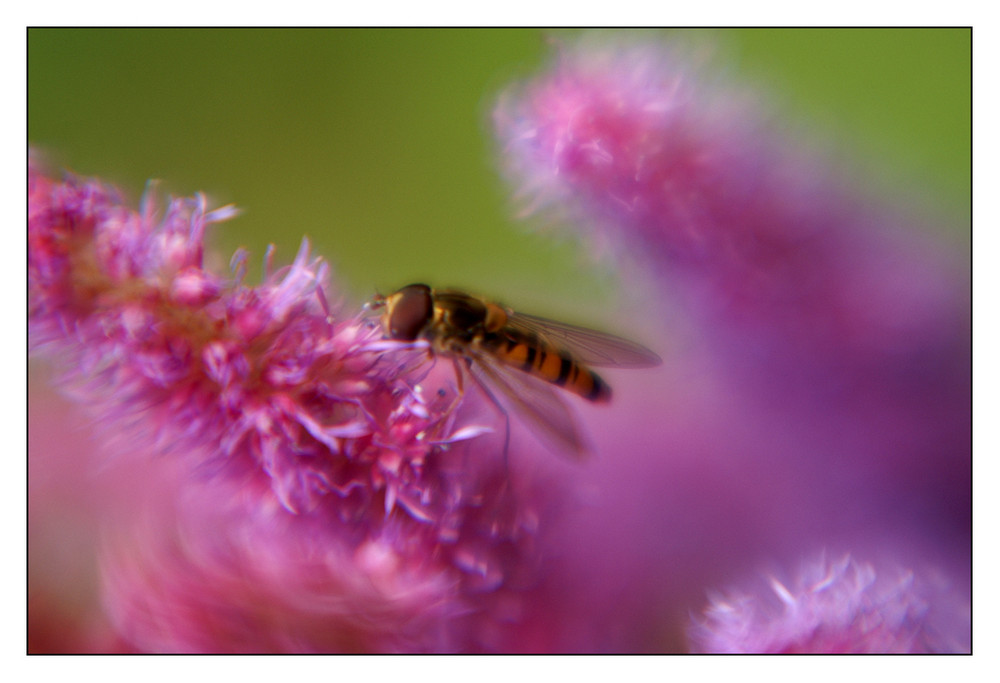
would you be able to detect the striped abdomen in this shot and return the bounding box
[486,332,612,402]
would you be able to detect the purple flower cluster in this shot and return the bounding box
[29,33,970,653]
[28,156,553,652]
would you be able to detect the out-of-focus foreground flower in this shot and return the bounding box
[29,32,970,653]
[688,554,970,653]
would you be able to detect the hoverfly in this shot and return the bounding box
[369,284,661,459]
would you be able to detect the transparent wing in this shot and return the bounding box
[504,311,662,368]
[465,350,591,460]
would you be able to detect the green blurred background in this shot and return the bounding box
[27,28,970,316]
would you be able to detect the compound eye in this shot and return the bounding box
[387,284,433,341]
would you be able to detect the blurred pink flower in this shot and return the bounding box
[28,379,132,653]
[495,35,968,436]
[689,555,970,653]
[492,33,969,652]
